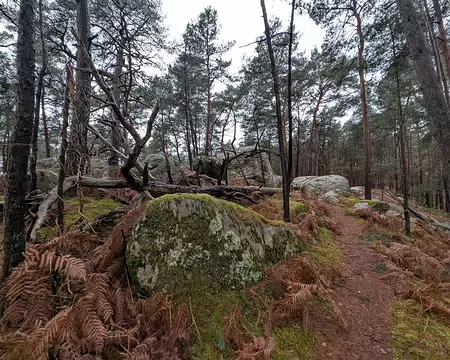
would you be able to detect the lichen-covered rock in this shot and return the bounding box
[220,146,276,187]
[386,210,401,218]
[145,153,188,185]
[126,194,304,295]
[354,202,371,210]
[37,157,58,169]
[292,175,350,197]
[350,186,365,198]
[35,169,58,192]
[322,190,341,204]
[193,156,222,179]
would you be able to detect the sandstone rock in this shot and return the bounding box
[35,169,58,192]
[322,190,341,204]
[37,157,58,169]
[354,202,371,210]
[193,156,222,179]
[350,186,365,198]
[127,194,304,295]
[145,153,187,185]
[292,175,350,197]
[220,147,276,187]
[386,210,401,218]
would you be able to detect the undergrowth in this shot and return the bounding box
[0,195,344,360]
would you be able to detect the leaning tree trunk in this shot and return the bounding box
[396,0,450,212]
[2,0,36,280]
[261,0,290,222]
[352,0,372,200]
[67,0,91,175]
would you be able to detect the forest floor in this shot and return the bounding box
[315,206,396,360]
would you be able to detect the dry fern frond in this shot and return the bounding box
[235,336,274,360]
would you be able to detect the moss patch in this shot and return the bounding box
[310,228,340,266]
[64,197,121,225]
[392,300,450,360]
[272,325,317,360]
[361,233,393,247]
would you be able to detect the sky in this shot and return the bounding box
[162,0,326,73]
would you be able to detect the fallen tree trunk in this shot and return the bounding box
[65,176,282,198]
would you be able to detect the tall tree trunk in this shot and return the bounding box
[352,0,372,200]
[391,27,411,236]
[161,111,173,184]
[261,0,290,222]
[2,0,36,280]
[205,54,212,155]
[397,0,450,212]
[287,0,295,182]
[29,0,46,192]
[432,0,450,82]
[67,0,91,175]
[109,30,125,167]
[57,63,73,232]
[312,88,324,176]
[41,87,51,157]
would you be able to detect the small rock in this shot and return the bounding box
[354,202,371,210]
[322,190,341,204]
[386,210,401,218]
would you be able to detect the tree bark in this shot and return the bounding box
[432,0,450,82]
[57,63,73,232]
[41,87,51,157]
[391,26,411,236]
[287,0,295,182]
[67,0,91,175]
[3,0,36,280]
[352,0,372,200]
[29,0,46,192]
[261,0,290,222]
[397,0,450,212]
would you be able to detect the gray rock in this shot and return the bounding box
[87,157,108,178]
[37,157,58,169]
[292,175,350,197]
[127,194,304,295]
[322,190,341,204]
[273,175,283,188]
[220,146,276,187]
[193,156,222,179]
[386,210,401,218]
[36,169,58,192]
[350,186,365,198]
[354,202,371,210]
[144,153,188,185]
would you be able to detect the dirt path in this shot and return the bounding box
[315,206,397,360]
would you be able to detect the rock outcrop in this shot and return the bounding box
[126,194,304,295]
[292,175,350,197]
[145,153,187,185]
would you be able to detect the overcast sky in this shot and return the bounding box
[162,0,326,73]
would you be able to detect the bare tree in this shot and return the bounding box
[2,0,36,279]
[260,0,290,222]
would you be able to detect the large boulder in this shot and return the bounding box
[291,175,350,197]
[220,146,276,187]
[193,156,222,179]
[37,157,58,169]
[144,153,187,185]
[127,194,304,295]
[35,169,58,192]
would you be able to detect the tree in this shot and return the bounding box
[261,0,290,222]
[67,0,91,175]
[3,0,36,279]
[396,0,450,212]
[184,7,234,155]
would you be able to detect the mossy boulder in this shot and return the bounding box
[127,194,304,296]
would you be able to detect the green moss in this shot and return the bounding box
[374,262,388,274]
[272,325,316,360]
[64,197,121,225]
[309,228,340,266]
[291,201,309,216]
[392,300,450,360]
